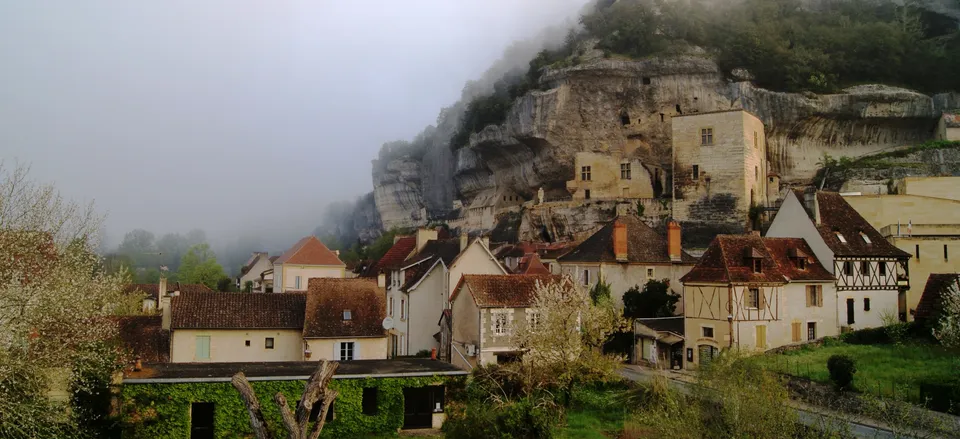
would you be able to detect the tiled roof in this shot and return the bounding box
[360,236,416,278]
[494,241,577,261]
[170,292,306,329]
[124,359,467,381]
[123,283,213,301]
[636,316,685,336]
[454,274,565,307]
[682,235,833,284]
[399,239,462,291]
[274,236,345,267]
[115,316,169,363]
[943,112,960,128]
[915,273,960,321]
[558,215,697,264]
[303,278,385,339]
[515,253,551,275]
[795,191,911,258]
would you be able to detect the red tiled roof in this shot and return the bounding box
[453,274,566,307]
[123,283,213,301]
[682,235,833,284]
[762,238,834,282]
[274,236,345,267]
[792,191,911,258]
[115,316,169,363]
[559,215,697,264]
[303,278,385,339]
[170,292,306,329]
[515,253,551,275]
[915,273,960,321]
[361,236,416,278]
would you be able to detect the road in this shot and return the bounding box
[618,366,931,439]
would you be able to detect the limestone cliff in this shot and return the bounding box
[368,55,959,243]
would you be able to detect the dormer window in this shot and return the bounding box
[744,248,763,273]
[787,248,807,270]
[796,258,806,270]
[343,310,352,321]
[860,232,872,244]
[752,259,762,273]
[836,232,847,243]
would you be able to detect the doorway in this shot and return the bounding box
[846,298,855,325]
[403,387,438,429]
[190,403,215,439]
[390,335,398,359]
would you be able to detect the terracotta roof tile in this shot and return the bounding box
[303,278,385,338]
[515,253,551,275]
[115,316,170,363]
[559,216,696,264]
[682,235,834,284]
[170,292,306,329]
[361,236,416,278]
[274,236,345,266]
[915,273,960,321]
[454,274,566,307]
[762,238,834,282]
[123,283,213,301]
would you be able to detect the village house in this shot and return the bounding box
[766,190,911,327]
[303,278,387,361]
[236,251,274,291]
[272,235,345,292]
[385,228,506,357]
[565,151,659,200]
[557,215,697,306]
[448,274,564,369]
[118,359,467,437]
[681,234,837,367]
[123,277,212,313]
[842,177,960,319]
[633,316,685,369]
[671,109,769,248]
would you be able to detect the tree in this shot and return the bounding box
[244,280,254,293]
[589,278,612,304]
[232,360,339,439]
[932,276,960,348]
[217,276,234,292]
[117,229,156,267]
[178,243,226,290]
[622,280,680,319]
[0,162,140,438]
[512,277,625,405]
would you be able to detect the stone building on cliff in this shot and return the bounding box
[672,109,770,248]
[565,151,660,200]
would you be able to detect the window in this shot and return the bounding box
[584,189,591,200]
[582,269,591,286]
[754,131,759,149]
[343,310,352,321]
[295,276,301,289]
[642,77,652,85]
[646,267,655,280]
[846,299,855,325]
[879,261,887,276]
[190,403,215,439]
[860,261,870,275]
[528,311,542,331]
[747,288,761,308]
[807,285,821,307]
[430,386,445,413]
[493,312,509,335]
[339,342,355,361]
[389,297,394,316]
[795,257,807,270]
[692,165,700,180]
[581,166,592,181]
[401,299,405,319]
[702,327,714,338]
[620,113,630,125]
[265,338,274,349]
[861,232,872,244]
[362,388,378,415]
[864,298,871,312]
[836,232,847,243]
[945,244,949,261]
[752,258,762,273]
[700,128,713,145]
[916,244,920,259]
[843,261,853,276]
[755,166,758,180]
[195,336,210,360]
[807,322,817,341]
[620,163,631,179]
[245,340,250,347]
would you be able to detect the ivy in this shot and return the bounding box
[120,375,465,438]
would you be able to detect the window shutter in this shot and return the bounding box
[806,287,812,307]
[334,342,341,361]
[354,342,360,360]
[791,322,800,342]
[759,289,766,309]
[817,286,823,308]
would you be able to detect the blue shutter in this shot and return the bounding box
[196,336,210,360]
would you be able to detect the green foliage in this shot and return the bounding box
[622,280,678,319]
[827,354,858,391]
[588,279,612,305]
[121,375,465,439]
[243,280,254,293]
[581,0,666,59]
[178,243,226,290]
[635,201,644,217]
[216,276,234,292]
[443,396,560,439]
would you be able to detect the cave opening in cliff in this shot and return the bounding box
[642,77,651,85]
[676,104,682,115]
[660,113,665,122]
[620,112,630,126]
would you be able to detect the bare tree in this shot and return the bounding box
[231,360,340,439]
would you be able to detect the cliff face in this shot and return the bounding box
[369,55,959,240]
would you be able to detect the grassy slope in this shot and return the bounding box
[556,386,631,439]
[754,342,959,401]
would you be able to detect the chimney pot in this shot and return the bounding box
[613,220,628,262]
[668,221,682,263]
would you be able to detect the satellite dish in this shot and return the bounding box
[382,317,394,330]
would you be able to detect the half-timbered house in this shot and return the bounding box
[681,234,836,368]
[767,190,911,327]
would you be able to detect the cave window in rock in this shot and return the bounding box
[620,163,631,180]
[660,113,665,123]
[642,77,651,85]
[620,112,631,126]
[584,189,591,200]
[692,165,700,180]
[581,166,592,181]
[676,104,682,115]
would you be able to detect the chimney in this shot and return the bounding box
[416,227,438,252]
[614,220,628,262]
[334,250,340,256]
[157,276,167,310]
[377,272,386,288]
[160,292,172,330]
[668,221,682,263]
[460,233,469,253]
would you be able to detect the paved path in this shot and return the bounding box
[619,366,946,439]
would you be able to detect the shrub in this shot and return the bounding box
[827,355,856,391]
[442,397,559,439]
[839,326,890,345]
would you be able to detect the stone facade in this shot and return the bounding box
[672,109,768,248]
[936,112,960,141]
[566,152,658,200]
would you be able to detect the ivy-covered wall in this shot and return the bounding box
[120,375,465,438]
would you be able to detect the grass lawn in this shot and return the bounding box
[556,386,633,439]
[753,341,959,402]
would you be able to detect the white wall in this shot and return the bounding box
[447,241,506,298]
[171,329,302,363]
[406,265,447,355]
[766,191,835,274]
[839,289,897,330]
[560,262,692,309]
[239,256,273,290]
[305,338,387,361]
[279,264,344,292]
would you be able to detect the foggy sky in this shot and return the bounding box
[0,0,589,248]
